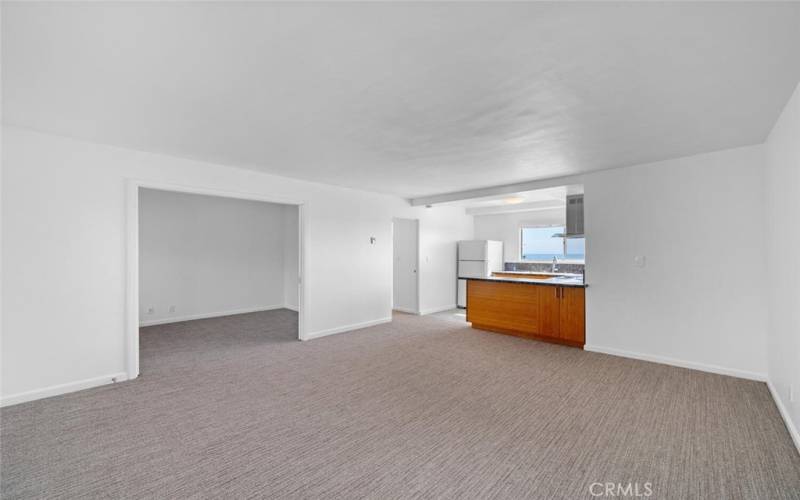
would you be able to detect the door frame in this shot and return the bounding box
[391,217,420,315]
[125,179,306,381]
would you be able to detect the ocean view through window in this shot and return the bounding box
[520,226,585,262]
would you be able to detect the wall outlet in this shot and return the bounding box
[169,305,176,313]
[633,255,646,268]
[147,307,155,315]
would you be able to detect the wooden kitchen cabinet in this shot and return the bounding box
[466,280,540,337]
[538,285,561,338]
[466,279,585,348]
[559,287,585,344]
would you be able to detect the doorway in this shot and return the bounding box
[126,181,305,380]
[392,218,419,314]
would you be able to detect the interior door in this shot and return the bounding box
[393,218,419,313]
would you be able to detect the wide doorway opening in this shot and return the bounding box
[127,185,303,379]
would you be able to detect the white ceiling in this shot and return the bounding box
[3,2,800,199]
[449,184,583,216]
[463,186,568,208]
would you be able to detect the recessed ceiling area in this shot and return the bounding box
[440,185,583,216]
[3,2,800,199]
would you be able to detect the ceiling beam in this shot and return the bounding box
[409,174,586,206]
[465,200,564,216]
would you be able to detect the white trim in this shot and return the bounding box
[296,204,307,341]
[139,305,286,327]
[126,181,140,380]
[303,317,392,341]
[583,344,767,382]
[415,220,421,317]
[419,304,458,315]
[126,179,307,377]
[1,372,129,408]
[283,304,299,312]
[392,307,419,314]
[129,179,305,206]
[767,379,800,454]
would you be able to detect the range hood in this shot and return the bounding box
[565,194,584,238]
[552,194,584,239]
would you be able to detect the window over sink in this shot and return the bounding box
[520,226,585,262]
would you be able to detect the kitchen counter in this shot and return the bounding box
[494,270,581,277]
[465,276,586,347]
[469,274,587,288]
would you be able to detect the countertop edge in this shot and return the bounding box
[466,277,588,288]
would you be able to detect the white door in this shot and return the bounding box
[393,218,419,313]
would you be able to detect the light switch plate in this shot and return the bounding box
[634,255,646,268]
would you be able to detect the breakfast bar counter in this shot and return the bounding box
[465,276,586,348]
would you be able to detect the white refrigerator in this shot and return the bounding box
[457,240,503,308]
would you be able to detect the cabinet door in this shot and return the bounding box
[538,286,561,338]
[467,280,540,335]
[559,287,585,344]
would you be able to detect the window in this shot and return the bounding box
[520,226,585,262]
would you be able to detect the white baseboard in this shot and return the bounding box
[583,344,767,382]
[1,372,129,408]
[283,304,299,312]
[392,306,419,314]
[767,380,800,454]
[419,304,457,315]
[302,317,392,341]
[139,304,286,326]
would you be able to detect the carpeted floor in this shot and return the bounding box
[2,310,799,499]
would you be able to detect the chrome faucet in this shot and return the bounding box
[551,256,559,273]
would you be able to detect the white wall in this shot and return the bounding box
[765,82,800,446]
[282,205,299,311]
[139,189,293,325]
[473,208,564,263]
[0,127,473,404]
[417,207,474,315]
[583,145,769,380]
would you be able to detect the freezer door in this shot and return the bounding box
[458,240,487,261]
[457,279,467,308]
[458,260,487,278]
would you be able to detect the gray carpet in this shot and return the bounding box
[2,310,799,499]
